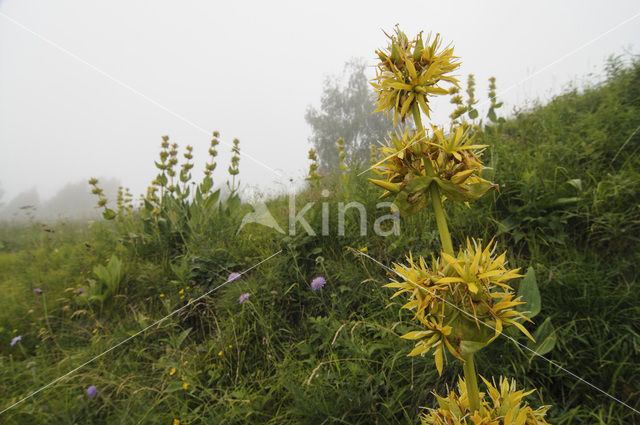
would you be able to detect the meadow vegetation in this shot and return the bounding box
[0,56,638,424]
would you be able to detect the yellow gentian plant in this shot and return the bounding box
[369,27,551,423]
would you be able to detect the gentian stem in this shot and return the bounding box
[412,108,454,256]
[413,107,480,412]
[429,183,454,256]
[462,352,482,413]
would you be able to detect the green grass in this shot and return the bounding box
[0,56,639,424]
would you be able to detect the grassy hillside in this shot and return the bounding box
[0,57,639,424]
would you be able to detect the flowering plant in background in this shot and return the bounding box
[86,385,98,397]
[310,277,326,291]
[238,293,250,304]
[367,27,551,423]
[33,288,43,294]
[228,272,241,283]
[10,335,21,347]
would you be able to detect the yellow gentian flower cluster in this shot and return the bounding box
[370,123,497,217]
[387,239,532,374]
[372,27,460,125]
[420,376,551,425]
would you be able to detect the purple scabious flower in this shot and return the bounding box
[86,385,98,397]
[310,277,326,291]
[238,293,250,304]
[228,272,241,282]
[77,288,85,294]
[10,335,21,346]
[33,288,43,294]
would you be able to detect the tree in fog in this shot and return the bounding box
[305,59,394,171]
[0,186,40,221]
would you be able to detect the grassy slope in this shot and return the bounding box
[0,57,639,424]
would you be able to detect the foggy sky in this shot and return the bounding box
[1,0,639,204]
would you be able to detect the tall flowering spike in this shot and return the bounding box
[366,27,551,418]
[448,86,467,121]
[372,28,460,126]
[369,144,378,165]
[228,138,240,176]
[205,132,219,176]
[385,239,532,368]
[336,138,348,171]
[306,148,323,182]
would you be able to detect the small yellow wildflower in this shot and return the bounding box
[182,382,189,390]
[228,344,232,349]
[186,286,191,290]
[173,420,180,425]
[106,258,110,262]
[218,351,223,356]
[178,289,184,295]
[169,367,176,376]
[180,295,185,300]
[12,329,18,333]
[92,328,98,334]
[159,293,165,298]
[359,247,368,252]
[183,360,188,366]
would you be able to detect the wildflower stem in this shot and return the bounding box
[42,293,65,354]
[412,108,454,255]
[412,107,424,132]
[462,352,482,413]
[429,184,454,255]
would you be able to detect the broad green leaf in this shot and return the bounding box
[527,317,557,359]
[459,340,488,356]
[393,189,429,217]
[487,107,497,123]
[550,197,580,206]
[404,175,432,193]
[102,208,116,220]
[165,382,185,393]
[176,328,192,348]
[567,178,582,191]
[516,267,540,319]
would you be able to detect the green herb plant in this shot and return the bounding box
[368,27,552,424]
[89,131,240,258]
